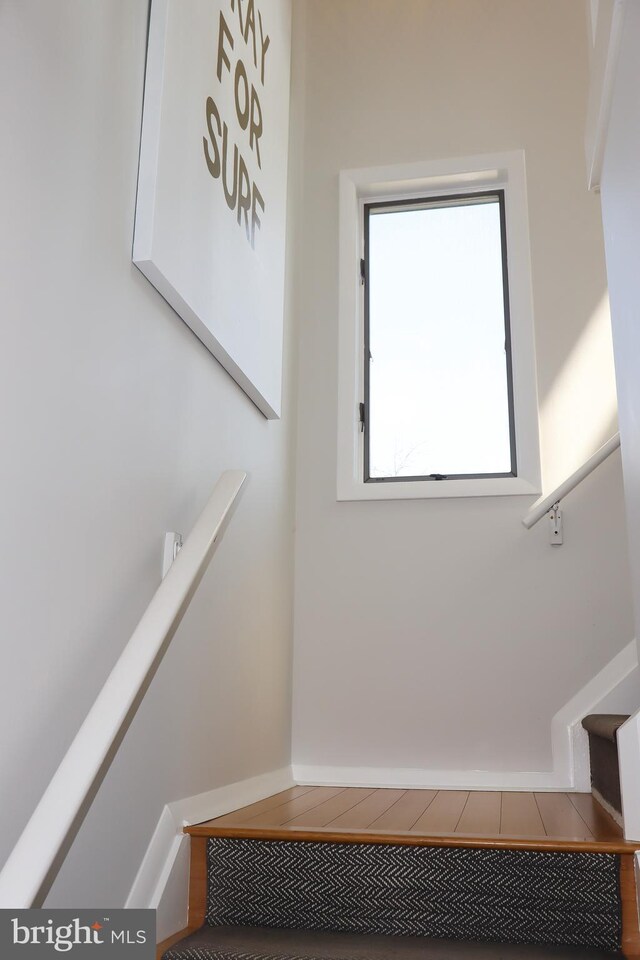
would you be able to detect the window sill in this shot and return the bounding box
[337,475,541,501]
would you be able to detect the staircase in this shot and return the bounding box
[157,786,640,960]
[582,714,630,826]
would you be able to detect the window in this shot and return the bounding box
[337,152,541,500]
[364,191,515,482]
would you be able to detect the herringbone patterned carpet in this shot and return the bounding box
[162,924,621,960]
[204,839,621,950]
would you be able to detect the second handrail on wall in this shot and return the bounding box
[523,434,620,529]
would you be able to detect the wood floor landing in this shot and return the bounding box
[186,786,639,853]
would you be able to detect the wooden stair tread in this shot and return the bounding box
[185,787,637,853]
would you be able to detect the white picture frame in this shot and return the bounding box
[133,0,292,419]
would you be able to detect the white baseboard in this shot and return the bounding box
[168,766,295,829]
[125,765,294,942]
[291,764,562,791]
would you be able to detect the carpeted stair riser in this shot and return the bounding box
[589,736,623,814]
[201,838,621,951]
[581,714,629,816]
[161,924,621,960]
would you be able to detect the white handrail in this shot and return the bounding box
[0,470,247,908]
[522,434,620,529]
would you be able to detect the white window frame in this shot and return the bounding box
[337,150,541,501]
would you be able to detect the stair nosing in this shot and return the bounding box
[183,822,639,854]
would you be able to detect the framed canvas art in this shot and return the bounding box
[133,0,292,418]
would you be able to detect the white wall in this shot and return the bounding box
[594,667,640,716]
[600,0,640,647]
[599,0,640,840]
[0,0,295,905]
[291,0,634,783]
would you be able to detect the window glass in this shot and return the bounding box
[365,193,515,480]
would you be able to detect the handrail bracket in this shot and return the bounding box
[549,501,563,546]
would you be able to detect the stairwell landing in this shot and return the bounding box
[158,785,640,960]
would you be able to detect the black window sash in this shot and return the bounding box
[362,189,517,483]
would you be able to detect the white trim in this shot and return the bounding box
[133,261,280,421]
[131,0,168,262]
[336,151,541,502]
[585,0,626,191]
[619,712,640,841]
[126,806,178,914]
[293,641,638,794]
[170,767,295,829]
[292,765,563,792]
[152,834,191,944]
[126,766,295,942]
